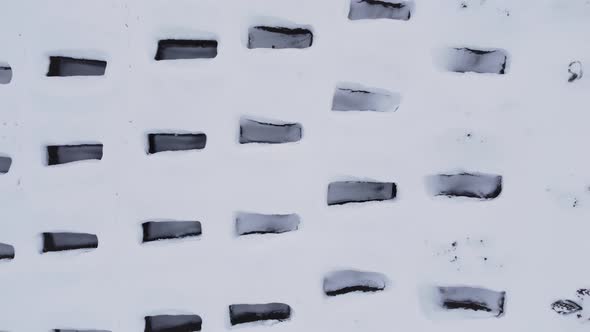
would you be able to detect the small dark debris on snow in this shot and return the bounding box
[568,61,583,82]
[551,299,583,315]
[577,289,590,300]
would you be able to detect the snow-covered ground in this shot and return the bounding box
[0,0,589,330]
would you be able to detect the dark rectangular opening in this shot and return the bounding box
[155,39,218,60]
[248,26,313,49]
[327,181,397,205]
[142,221,202,243]
[236,212,300,236]
[0,156,11,174]
[148,133,207,154]
[0,243,14,260]
[0,65,12,84]
[144,314,202,332]
[47,56,107,77]
[443,48,508,74]
[53,329,111,332]
[437,286,506,317]
[239,118,302,144]
[229,303,291,326]
[323,270,387,296]
[46,144,103,166]
[42,232,98,253]
[332,84,400,112]
[427,172,502,199]
[349,0,414,20]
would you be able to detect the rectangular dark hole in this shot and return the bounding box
[0,243,14,260]
[53,330,111,332]
[42,232,98,253]
[229,303,291,326]
[47,56,107,77]
[235,212,300,236]
[443,48,508,74]
[155,39,218,60]
[239,118,302,144]
[142,221,202,243]
[332,84,401,112]
[349,0,413,20]
[327,181,397,205]
[148,133,207,154]
[427,172,502,199]
[0,156,11,174]
[0,65,12,84]
[47,144,103,166]
[248,26,313,49]
[323,270,387,296]
[438,286,506,317]
[145,314,202,332]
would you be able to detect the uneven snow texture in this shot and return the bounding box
[0,0,590,331]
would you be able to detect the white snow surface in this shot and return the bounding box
[0,0,590,331]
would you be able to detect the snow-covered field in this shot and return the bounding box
[0,0,589,330]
